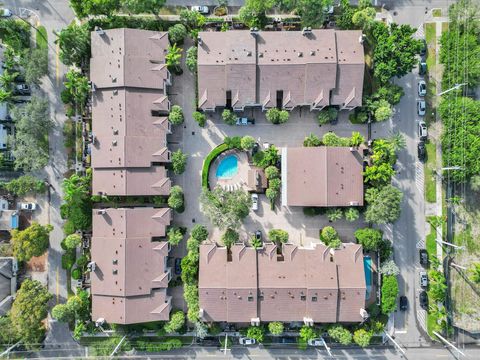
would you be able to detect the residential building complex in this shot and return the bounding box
[90,208,172,324]
[281,146,364,207]
[0,257,17,316]
[198,29,364,112]
[199,243,367,324]
[90,28,172,197]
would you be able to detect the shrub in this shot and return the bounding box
[322,132,351,146]
[52,303,74,322]
[240,135,255,150]
[168,186,185,212]
[186,46,198,73]
[167,226,184,246]
[353,328,372,347]
[326,208,343,222]
[345,208,360,222]
[64,233,82,249]
[171,149,188,175]
[379,260,400,276]
[202,143,229,187]
[193,111,206,127]
[354,228,383,251]
[222,109,237,125]
[76,254,89,268]
[265,166,279,179]
[320,226,342,249]
[135,338,182,352]
[328,325,352,345]
[169,105,184,125]
[164,311,185,334]
[268,229,289,244]
[208,322,222,335]
[71,267,82,280]
[268,322,284,335]
[381,275,399,314]
[61,251,76,270]
[191,225,209,242]
[299,326,317,341]
[221,228,239,248]
[303,133,322,147]
[246,326,264,343]
[266,108,289,124]
[317,107,338,125]
[1,175,46,196]
[224,136,242,149]
[168,24,187,44]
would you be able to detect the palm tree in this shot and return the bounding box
[166,44,183,74]
[388,130,406,151]
[0,69,19,89]
[0,89,13,103]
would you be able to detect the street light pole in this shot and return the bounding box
[437,83,466,97]
[223,333,228,355]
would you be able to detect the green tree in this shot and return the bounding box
[1,175,46,196]
[269,178,281,192]
[200,187,252,230]
[11,222,53,262]
[24,49,48,85]
[265,166,280,179]
[353,328,372,347]
[52,303,74,322]
[171,149,188,175]
[222,109,237,125]
[265,188,278,202]
[169,24,187,44]
[345,207,360,222]
[164,311,185,333]
[238,0,273,28]
[268,229,289,244]
[222,228,239,248]
[388,131,407,151]
[168,185,185,211]
[0,316,19,346]
[326,207,343,222]
[379,259,400,276]
[363,163,395,187]
[10,279,52,348]
[64,233,82,249]
[167,226,184,246]
[303,133,322,147]
[268,322,284,335]
[365,185,403,224]
[354,227,383,251]
[191,225,209,241]
[241,135,256,150]
[193,111,206,127]
[64,69,90,111]
[299,325,317,341]
[186,46,198,73]
[0,88,12,103]
[266,108,289,124]
[10,96,53,171]
[69,0,121,17]
[246,326,265,343]
[350,131,365,147]
[0,69,18,88]
[122,0,166,14]
[194,321,208,339]
[328,325,352,345]
[297,0,333,28]
[428,270,447,301]
[180,9,206,30]
[322,132,351,146]
[253,145,279,168]
[373,100,393,121]
[335,0,356,30]
[352,6,376,30]
[370,22,422,84]
[73,323,86,341]
[55,22,90,67]
[166,43,182,73]
[169,105,184,125]
[381,275,399,314]
[371,139,396,165]
[320,226,342,249]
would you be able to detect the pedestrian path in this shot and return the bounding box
[415,162,425,194]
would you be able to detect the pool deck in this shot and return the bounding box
[209,150,250,191]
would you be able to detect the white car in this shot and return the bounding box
[0,9,12,17]
[20,202,36,211]
[417,100,426,116]
[308,338,325,347]
[239,337,256,345]
[418,121,428,140]
[420,271,428,288]
[191,6,209,14]
[418,80,427,97]
[251,193,259,211]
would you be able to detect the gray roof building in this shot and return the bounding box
[0,257,17,316]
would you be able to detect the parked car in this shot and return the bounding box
[417,100,426,116]
[307,338,325,347]
[419,61,427,75]
[239,337,256,345]
[255,230,262,241]
[399,296,408,311]
[419,249,429,267]
[420,39,427,56]
[174,258,182,275]
[420,270,428,288]
[191,5,209,14]
[419,291,428,309]
[418,121,428,141]
[417,142,426,162]
[236,117,255,126]
[14,84,31,96]
[19,202,36,211]
[0,9,12,17]
[251,193,259,211]
[418,80,427,97]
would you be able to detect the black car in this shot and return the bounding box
[417,142,426,162]
[420,39,427,56]
[255,230,262,241]
[419,291,429,310]
[400,296,408,311]
[419,249,429,267]
[174,258,182,275]
[419,61,427,75]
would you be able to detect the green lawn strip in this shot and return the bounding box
[36,25,48,51]
[424,23,436,71]
[432,9,442,17]
[425,141,437,203]
[441,22,449,33]
[426,312,439,339]
[425,220,437,256]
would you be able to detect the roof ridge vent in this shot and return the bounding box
[298,52,303,57]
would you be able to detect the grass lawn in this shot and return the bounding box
[425,141,437,203]
[442,22,449,33]
[424,23,436,71]
[432,9,442,17]
[36,25,48,51]
[425,221,437,256]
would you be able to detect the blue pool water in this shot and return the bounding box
[364,256,373,300]
[216,155,239,179]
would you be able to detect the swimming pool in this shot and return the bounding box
[216,155,239,179]
[364,256,372,300]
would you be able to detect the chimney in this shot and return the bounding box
[97,209,106,215]
[198,36,203,45]
[302,27,312,36]
[359,34,366,44]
